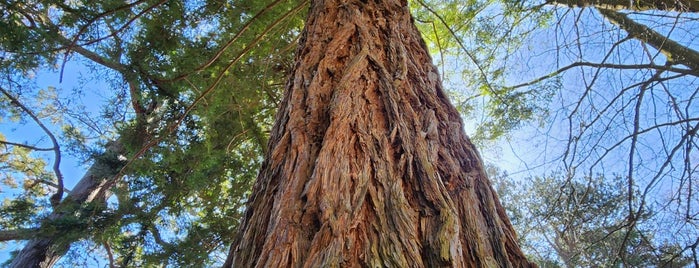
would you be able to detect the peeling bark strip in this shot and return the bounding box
[225,0,533,267]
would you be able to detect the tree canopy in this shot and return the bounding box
[0,0,697,266]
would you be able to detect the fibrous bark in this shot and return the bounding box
[10,141,125,268]
[224,0,533,267]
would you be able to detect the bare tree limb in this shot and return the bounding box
[507,61,696,89]
[598,8,699,73]
[548,0,699,12]
[0,140,54,151]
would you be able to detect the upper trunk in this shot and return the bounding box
[10,141,125,268]
[224,0,532,267]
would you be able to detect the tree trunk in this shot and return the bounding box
[10,141,125,268]
[224,0,533,267]
[548,0,699,12]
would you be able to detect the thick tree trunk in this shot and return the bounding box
[549,0,699,12]
[224,0,533,267]
[10,141,125,268]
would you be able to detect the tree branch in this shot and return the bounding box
[507,61,696,89]
[156,0,292,83]
[414,0,495,92]
[104,242,116,268]
[0,87,65,207]
[0,228,37,242]
[0,140,54,151]
[598,8,699,73]
[107,0,309,192]
[548,0,699,12]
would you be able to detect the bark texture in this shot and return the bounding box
[549,0,699,12]
[10,141,125,268]
[224,0,533,267]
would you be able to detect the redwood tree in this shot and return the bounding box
[224,0,533,267]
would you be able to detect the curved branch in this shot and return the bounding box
[0,87,64,207]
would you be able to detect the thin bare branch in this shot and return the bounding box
[0,140,54,151]
[507,61,696,90]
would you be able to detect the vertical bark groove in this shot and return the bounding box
[225,0,533,267]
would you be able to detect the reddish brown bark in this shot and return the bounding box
[224,0,533,267]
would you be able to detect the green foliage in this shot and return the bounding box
[0,196,37,228]
[1,0,304,265]
[473,78,557,141]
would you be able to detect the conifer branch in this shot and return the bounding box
[0,228,37,242]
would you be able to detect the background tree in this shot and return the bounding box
[485,1,699,265]
[488,167,693,267]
